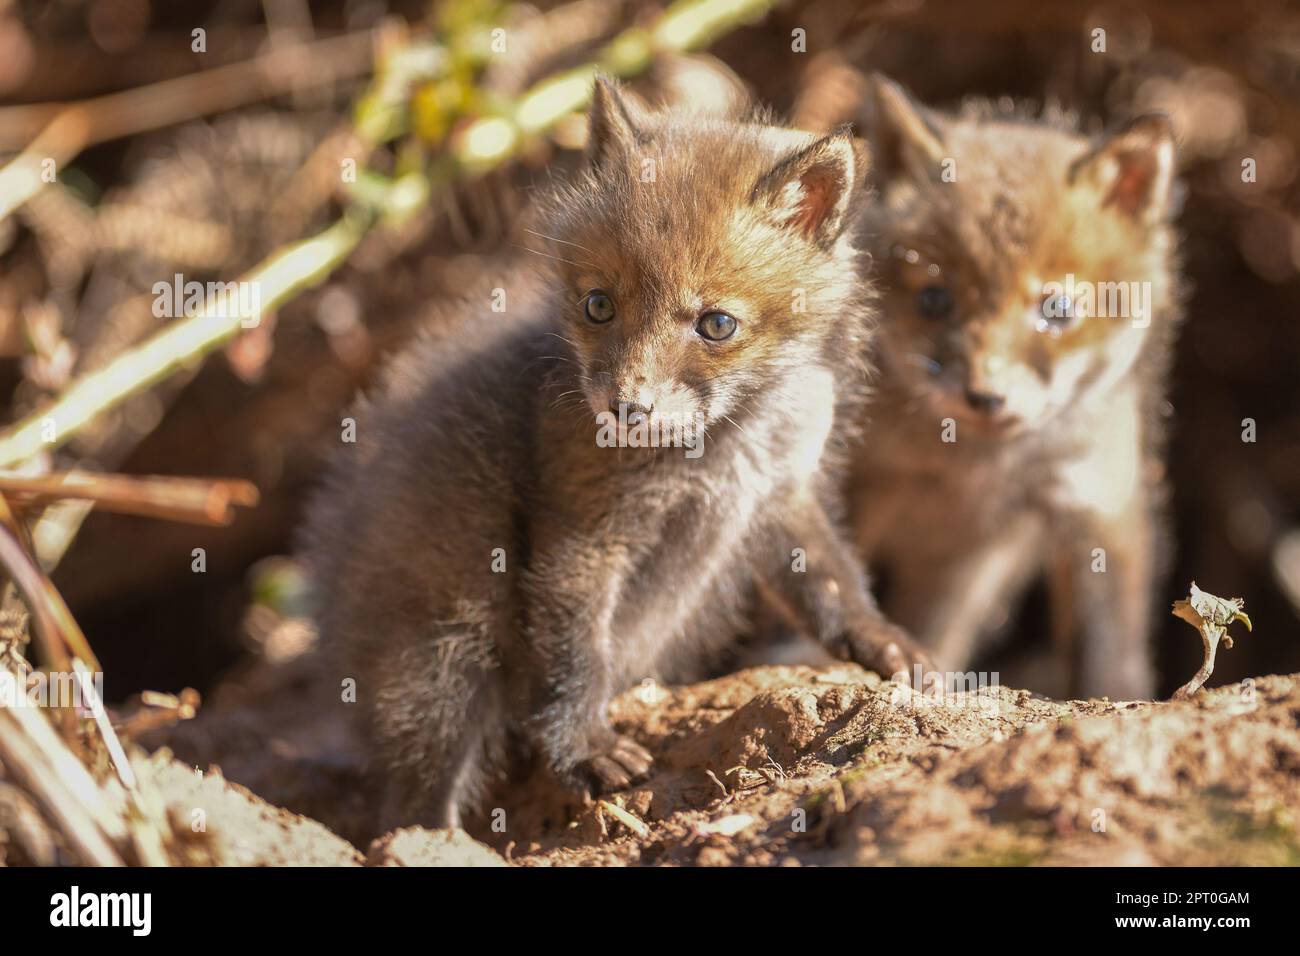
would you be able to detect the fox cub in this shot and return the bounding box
[303,79,927,828]
[848,76,1182,699]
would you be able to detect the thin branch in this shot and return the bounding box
[0,213,372,467]
[0,495,79,741]
[0,471,259,526]
[453,0,774,169]
[0,510,101,673]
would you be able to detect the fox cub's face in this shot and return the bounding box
[862,77,1177,436]
[541,79,868,440]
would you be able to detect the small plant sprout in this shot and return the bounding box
[1171,582,1252,700]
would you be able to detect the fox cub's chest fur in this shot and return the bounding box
[849,77,1182,699]
[556,367,838,679]
[303,79,926,831]
[527,363,836,684]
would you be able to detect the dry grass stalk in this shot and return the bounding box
[0,702,124,866]
[598,799,650,837]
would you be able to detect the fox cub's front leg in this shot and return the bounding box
[1049,494,1159,700]
[1048,397,1162,700]
[523,539,653,796]
[770,491,933,683]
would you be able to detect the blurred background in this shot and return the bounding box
[0,0,1296,702]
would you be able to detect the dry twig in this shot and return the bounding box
[0,471,259,526]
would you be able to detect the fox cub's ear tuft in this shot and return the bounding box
[1069,114,1176,223]
[753,130,868,248]
[861,73,947,185]
[586,75,647,172]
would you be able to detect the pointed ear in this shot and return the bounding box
[752,130,867,248]
[862,73,947,184]
[586,75,645,171]
[1068,114,1176,223]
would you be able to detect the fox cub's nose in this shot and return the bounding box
[963,387,1005,414]
[611,401,652,427]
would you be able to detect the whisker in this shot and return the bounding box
[510,243,592,270]
[522,228,594,255]
[721,414,750,438]
[549,387,589,411]
[542,331,579,349]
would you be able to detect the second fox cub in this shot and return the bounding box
[850,77,1183,698]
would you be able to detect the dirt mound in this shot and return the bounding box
[130,645,1300,867]
[138,756,364,867]
[366,828,506,867]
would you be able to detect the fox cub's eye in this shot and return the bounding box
[1036,293,1076,335]
[696,312,738,342]
[915,285,955,320]
[584,291,615,323]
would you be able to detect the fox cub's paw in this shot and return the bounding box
[847,618,936,686]
[576,732,654,793]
